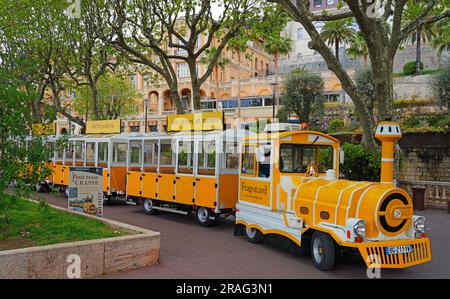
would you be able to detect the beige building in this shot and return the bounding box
[124,36,280,133]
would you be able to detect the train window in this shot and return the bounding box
[86,142,95,165]
[257,146,271,178]
[280,144,333,173]
[318,146,333,172]
[198,140,216,175]
[65,143,74,162]
[224,142,239,170]
[113,143,127,163]
[160,142,174,166]
[98,142,108,163]
[143,141,157,165]
[177,141,194,174]
[74,142,84,160]
[55,145,64,160]
[241,145,255,175]
[45,142,55,159]
[129,141,142,165]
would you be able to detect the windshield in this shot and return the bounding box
[280,144,333,173]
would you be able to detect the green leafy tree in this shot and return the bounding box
[402,0,437,75]
[73,74,140,120]
[0,0,84,126]
[95,0,273,111]
[0,69,50,195]
[278,68,324,123]
[347,32,369,65]
[320,18,356,62]
[432,19,450,56]
[59,0,120,121]
[273,0,449,151]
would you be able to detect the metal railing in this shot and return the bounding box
[398,180,450,209]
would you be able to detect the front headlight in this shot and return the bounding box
[414,217,425,232]
[353,220,366,237]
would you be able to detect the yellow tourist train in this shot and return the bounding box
[36,117,431,270]
[234,121,431,270]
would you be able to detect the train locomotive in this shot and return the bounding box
[235,121,431,270]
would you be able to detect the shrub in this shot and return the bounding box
[279,68,324,123]
[340,143,381,182]
[403,61,424,75]
[328,118,345,132]
[355,67,376,118]
[432,63,450,111]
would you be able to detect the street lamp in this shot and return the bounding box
[270,82,278,121]
[144,94,150,133]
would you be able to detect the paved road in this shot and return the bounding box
[41,192,450,279]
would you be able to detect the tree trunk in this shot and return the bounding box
[170,88,184,114]
[237,49,241,119]
[192,83,201,111]
[274,49,279,119]
[415,29,422,75]
[372,59,394,121]
[91,84,100,120]
[335,39,340,62]
[215,64,219,100]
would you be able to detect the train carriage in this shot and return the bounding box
[126,129,252,226]
[46,134,130,202]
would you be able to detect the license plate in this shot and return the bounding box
[385,245,413,255]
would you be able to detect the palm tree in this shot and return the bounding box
[262,36,292,117]
[347,32,369,65]
[320,18,356,62]
[432,20,450,57]
[402,1,437,75]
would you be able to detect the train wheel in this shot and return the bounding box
[143,198,157,215]
[35,183,45,193]
[244,226,263,244]
[196,207,214,227]
[311,232,335,271]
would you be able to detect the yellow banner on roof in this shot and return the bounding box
[86,119,121,134]
[32,123,56,135]
[167,112,224,132]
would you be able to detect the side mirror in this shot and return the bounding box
[339,149,345,164]
[255,148,266,163]
[255,145,270,163]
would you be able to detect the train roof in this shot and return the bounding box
[241,130,340,143]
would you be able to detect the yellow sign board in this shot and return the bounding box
[32,123,56,135]
[167,112,224,132]
[239,179,271,207]
[86,120,121,134]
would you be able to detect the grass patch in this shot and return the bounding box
[0,195,127,251]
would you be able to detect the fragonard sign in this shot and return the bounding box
[68,167,104,217]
